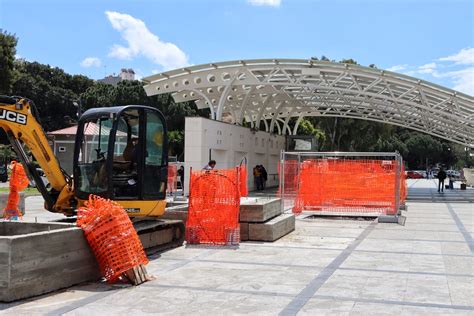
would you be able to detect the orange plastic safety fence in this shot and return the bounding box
[239,165,248,197]
[3,161,29,220]
[186,168,241,246]
[77,195,148,283]
[400,165,407,203]
[293,159,400,215]
[167,164,178,193]
[277,159,299,196]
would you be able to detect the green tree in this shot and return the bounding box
[296,118,326,148]
[0,30,18,94]
[0,144,15,162]
[405,133,443,169]
[167,130,184,158]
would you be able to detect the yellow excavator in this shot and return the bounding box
[0,95,184,251]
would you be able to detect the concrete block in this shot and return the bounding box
[240,198,281,223]
[0,192,26,217]
[240,222,249,241]
[161,205,188,225]
[0,222,100,302]
[248,213,295,242]
[378,215,406,225]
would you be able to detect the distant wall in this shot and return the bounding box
[464,168,474,186]
[184,117,285,195]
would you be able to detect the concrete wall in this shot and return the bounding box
[0,222,100,302]
[184,117,285,194]
[49,134,76,176]
[463,168,474,186]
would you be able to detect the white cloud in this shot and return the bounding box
[435,67,474,95]
[105,11,189,70]
[439,47,474,65]
[384,48,474,95]
[80,57,102,68]
[247,0,281,7]
[386,64,408,72]
[418,62,436,74]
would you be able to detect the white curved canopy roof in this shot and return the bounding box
[143,59,474,147]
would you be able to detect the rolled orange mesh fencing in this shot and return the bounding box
[167,164,178,193]
[3,161,29,220]
[239,165,248,197]
[77,195,148,283]
[186,168,241,246]
[292,159,401,215]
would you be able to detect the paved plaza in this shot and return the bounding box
[0,179,473,315]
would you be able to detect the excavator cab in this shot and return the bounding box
[73,106,168,215]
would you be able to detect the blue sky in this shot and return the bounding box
[1,0,473,95]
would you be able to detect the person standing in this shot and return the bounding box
[253,165,262,190]
[177,166,184,189]
[259,165,268,190]
[437,167,447,193]
[203,160,216,170]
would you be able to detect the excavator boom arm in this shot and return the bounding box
[0,96,74,213]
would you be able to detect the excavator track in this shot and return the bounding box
[132,218,185,255]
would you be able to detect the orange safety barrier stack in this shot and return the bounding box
[293,159,400,215]
[77,195,148,283]
[167,164,178,193]
[3,161,29,220]
[239,165,248,197]
[186,168,241,246]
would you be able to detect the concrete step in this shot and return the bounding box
[239,197,281,223]
[240,222,249,241]
[247,213,295,242]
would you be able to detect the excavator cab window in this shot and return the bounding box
[74,106,168,201]
[75,116,113,195]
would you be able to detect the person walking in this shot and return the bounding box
[437,167,447,193]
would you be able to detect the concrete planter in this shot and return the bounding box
[0,222,100,302]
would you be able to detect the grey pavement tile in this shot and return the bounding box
[441,242,473,256]
[205,243,341,267]
[349,301,405,315]
[443,256,474,276]
[408,253,447,274]
[359,275,409,301]
[341,251,412,272]
[150,261,319,296]
[401,305,474,315]
[0,283,116,316]
[297,298,355,315]
[316,274,368,298]
[446,276,474,306]
[404,274,452,305]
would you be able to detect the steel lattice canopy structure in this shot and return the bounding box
[143,59,474,147]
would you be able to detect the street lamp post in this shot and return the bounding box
[465,147,470,168]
